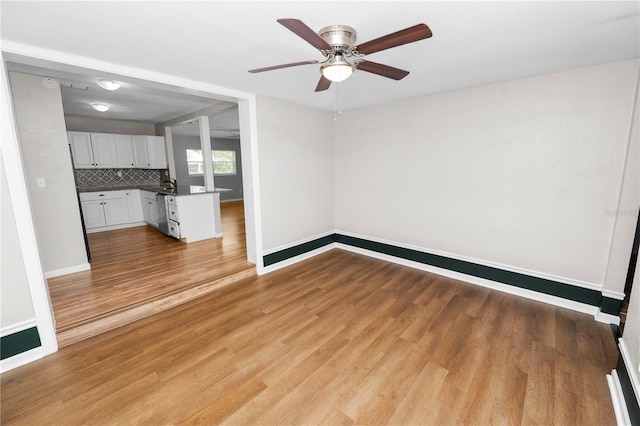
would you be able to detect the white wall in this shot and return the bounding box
[0,157,35,330]
[335,59,639,286]
[64,115,156,135]
[9,72,88,274]
[604,63,640,295]
[256,95,334,251]
[619,60,640,380]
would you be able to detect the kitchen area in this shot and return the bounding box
[71,129,228,245]
[6,64,253,347]
[58,80,245,253]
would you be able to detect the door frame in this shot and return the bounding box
[1,42,264,368]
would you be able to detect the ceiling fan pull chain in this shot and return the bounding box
[338,81,343,116]
[333,81,343,121]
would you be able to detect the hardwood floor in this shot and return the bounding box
[47,200,254,346]
[3,249,618,425]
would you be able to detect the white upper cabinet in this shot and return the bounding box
[69,132,167,170]
[115,135,135,168]
[68,132,94,168]
[90,133,118,167]
[68,131,117,169]
[132,135,167,169]
[132,135,150,168]
[147,136,168,169]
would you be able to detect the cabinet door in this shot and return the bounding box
[149,199,158,226]
[147,136,168,169]
[103,197,129,225]
[80,200,106,229]
[132,136,150,168]
[115,135,135,168]
[90,133,118,168]
[125,190,144,223]
[142,195,158,226]
[68,132,94,168]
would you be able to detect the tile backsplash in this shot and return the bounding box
[75,168,167,189]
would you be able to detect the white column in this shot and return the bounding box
[163,126,176,181]
[199,116,215,191]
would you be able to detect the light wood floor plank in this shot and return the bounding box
[47,201,254,345]
[2,249,618,425]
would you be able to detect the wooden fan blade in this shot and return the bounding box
[277,18,333,51]
[355,23,432,55]
[249,60,319,73]
[356,61,410,80]
[315,75,332,92]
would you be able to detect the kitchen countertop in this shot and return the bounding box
[77,185,232,196]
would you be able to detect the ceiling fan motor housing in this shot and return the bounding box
[318,25,357,52]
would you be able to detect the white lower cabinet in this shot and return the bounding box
[140,190,158,227]
[168,193,219,242]
[79,191,129,229]
[81,199,109,228]
[125,190,144,223]
[166,195,180,239]
[168,220,180,239]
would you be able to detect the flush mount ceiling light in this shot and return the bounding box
[96,79,120,91]
[91,103,110,112]
[321,52,354,83]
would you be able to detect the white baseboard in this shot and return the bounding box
[602,289,627,300]
[619,338,640,402]
[608,370,632,426]
[336,243,607,321]
[86,221,146,234]
[260,231,620,323]
[45,262,90,278]
[596,310,621,325]
[608,338,640,426]
[0,319,37,338]
[0,346,45,374]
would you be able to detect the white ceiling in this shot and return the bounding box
[1,1,639,121]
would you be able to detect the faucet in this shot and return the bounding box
[162,179,177,188]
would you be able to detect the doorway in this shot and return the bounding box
[4,55,262,348]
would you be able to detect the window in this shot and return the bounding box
[186,149,204,175]
[213,150,237,174]
[186,149,237,175]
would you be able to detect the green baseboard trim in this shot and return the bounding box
[1,327,41,360]
[263,234,337,267]
[600,296,623,316]
[263,233,617,316]
[617,352,640,425]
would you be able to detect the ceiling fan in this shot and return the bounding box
[249,19,433,92]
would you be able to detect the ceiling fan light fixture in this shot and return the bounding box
[321,54,354,83]
[97,79,120,91]
[91,103,110,112]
